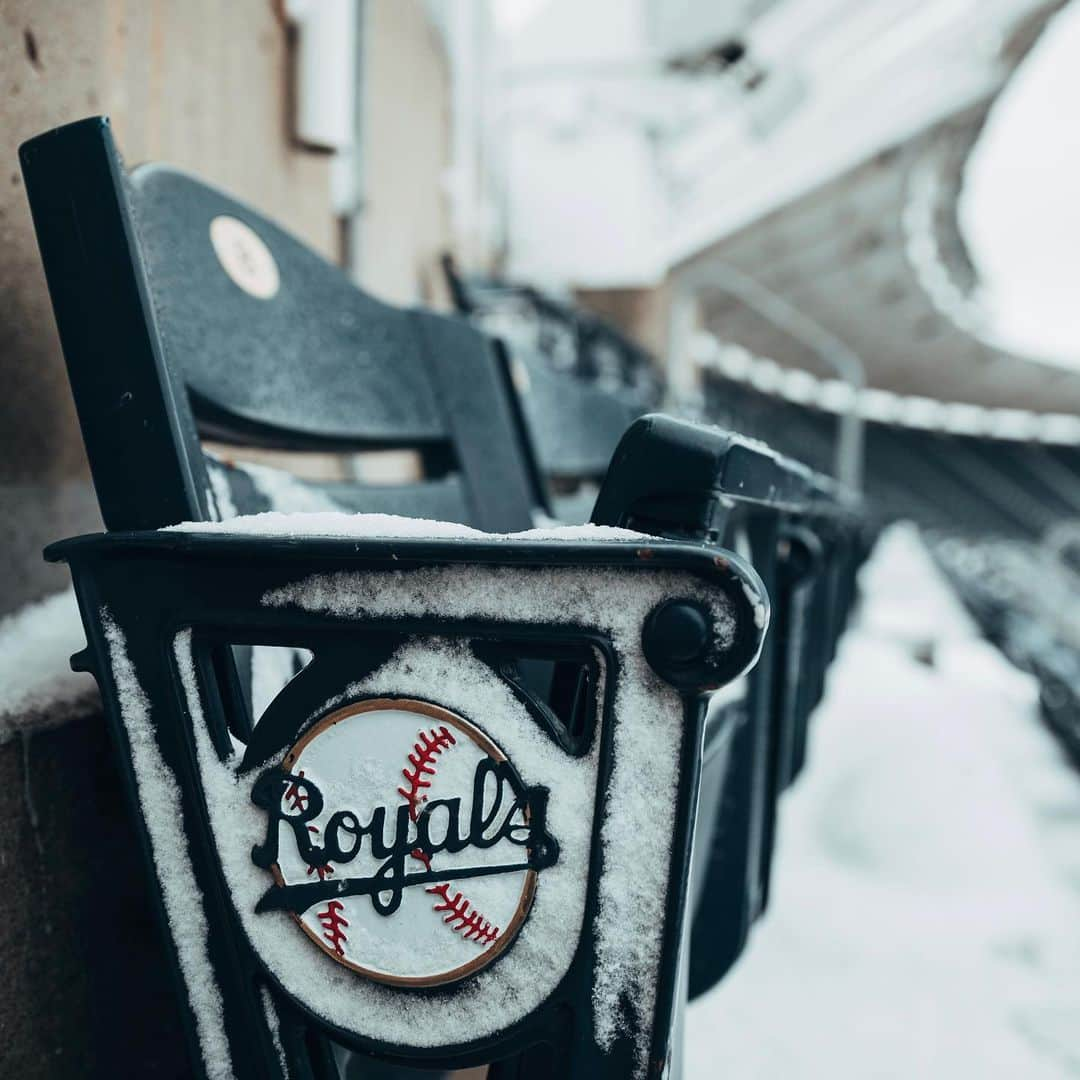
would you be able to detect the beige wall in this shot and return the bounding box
[0,4,335,1074]
[357,0,452,307]
[576,284,671,359]
[0,0,334,616]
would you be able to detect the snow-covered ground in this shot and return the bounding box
[687,524,1080,1078]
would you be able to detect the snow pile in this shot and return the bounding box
[686,523,1080,1078]
[166,509,646,544]
[0,588,99,742]
[168,511,489,539]
[857,521,979,649]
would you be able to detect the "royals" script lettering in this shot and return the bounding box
[251,758,558,917]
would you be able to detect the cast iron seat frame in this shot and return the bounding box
[48,526,766,1079]
[589,414,864,993]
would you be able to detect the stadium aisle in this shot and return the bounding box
[687,525,1080,1078]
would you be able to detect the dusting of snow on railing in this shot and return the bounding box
[258,987,289,1078]
[694,335,1080,445]
[100,615,233,1080]
[164,511,647,542]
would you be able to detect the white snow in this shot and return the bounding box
[250,646,303,722]
[0,588,99,742]
[259,987,289,1078]
[100,612,233,1080]
[230,459,344,514]
[165,510,645,544]
[856,522,979,648]
[960,1,1080,368]
[686,523,1080,1078]
[205,452,344,518]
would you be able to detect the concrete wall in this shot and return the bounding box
[356,0,452,306]
[0,0,334,620]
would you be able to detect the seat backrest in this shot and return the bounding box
[443,254,661,395]
[511,353,649,480]
[443,255,660,515]
[21,116,539,533]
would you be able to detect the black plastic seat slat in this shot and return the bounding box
[22,117,536,534]
[132,164,448,448]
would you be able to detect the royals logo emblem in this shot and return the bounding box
[250,698,559,986]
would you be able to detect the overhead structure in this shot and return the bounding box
[665,0,1080,413]
[493,0,1080,413]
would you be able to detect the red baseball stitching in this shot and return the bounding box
[429,883,500,945]
[299,724,505,962]
[397,727,456,822]
[284,769,335,883]
[410,850,500,947]
[283,770,310,812]
[317,900,349,957]
[401,728,501,950]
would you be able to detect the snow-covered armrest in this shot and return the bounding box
[592,415,867,1000]
[593,413,824,537]
[46,515,766,1080]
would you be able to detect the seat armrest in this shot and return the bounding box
[592,413,848,538]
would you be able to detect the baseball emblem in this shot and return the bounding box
[250,698,558,987]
